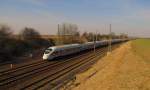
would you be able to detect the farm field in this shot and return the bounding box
[132,39,150,62]
[73,39,150,90]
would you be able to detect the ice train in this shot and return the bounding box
[43,39,126,60]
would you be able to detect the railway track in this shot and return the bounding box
[0,46,104,89]
[0,50,97,85]
[36,44,121,90]
[51,51,106,90]
[0,46,101,75]
[0,48,100,82]
[0,43,121,90]
[20,48,106,90]
[29,49,107,90]
[0,60,48,74]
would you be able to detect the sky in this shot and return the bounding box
[0,0,150,37]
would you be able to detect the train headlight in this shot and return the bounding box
[43,54,49,60]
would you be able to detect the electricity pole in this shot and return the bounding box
[108,24,112,52]
[96,30,98,41]
[94,30,97,54]
[58,24,60,45]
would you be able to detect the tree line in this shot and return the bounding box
[0,23,128,62]
[0,25,54,62]
[57,23,128,44]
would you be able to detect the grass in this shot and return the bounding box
[132,39,150,62]
[74,41,150,90]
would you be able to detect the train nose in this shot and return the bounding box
[43,54,49,60]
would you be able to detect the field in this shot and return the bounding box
[132,39,150,62]
[73,39,150,90]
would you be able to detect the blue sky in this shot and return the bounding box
[0,0,150,37]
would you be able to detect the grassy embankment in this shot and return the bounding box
[73,39,150,90]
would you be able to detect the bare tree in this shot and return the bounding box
[58,23,80,44]
[81,32,88,42]
[88,32,94,41]
[110,32,116,39]
[0,25,13,48]
[19,27,41,40]
[97,33,101,41]
[82,32,88,38]
[0,25,13,61]
[0,25,12,39]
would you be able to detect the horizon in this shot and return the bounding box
[0,0,150,38]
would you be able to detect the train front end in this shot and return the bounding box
[43,47,54,60]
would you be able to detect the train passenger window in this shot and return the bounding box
[52,51,59,55]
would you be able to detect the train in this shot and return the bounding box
[43,39,127,60]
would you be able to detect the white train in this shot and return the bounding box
[43,39,126,60]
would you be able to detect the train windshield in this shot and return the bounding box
[44,49,52,54]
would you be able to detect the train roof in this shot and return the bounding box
[85,40,108,44]
[47,44,80,51]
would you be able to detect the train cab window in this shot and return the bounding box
[47,49,52,51]
[44,50,50,54]
[44,49,52,54]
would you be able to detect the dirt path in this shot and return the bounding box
[73,42,150,90]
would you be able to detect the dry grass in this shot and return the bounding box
[72,40,150,90]
[132,39,150,63]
